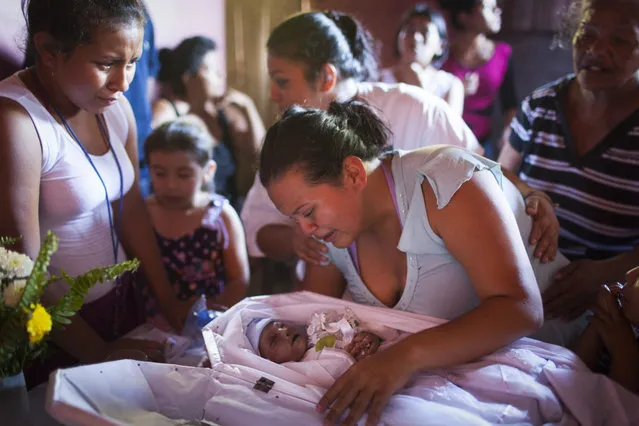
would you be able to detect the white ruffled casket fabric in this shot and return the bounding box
[47,291,639,425]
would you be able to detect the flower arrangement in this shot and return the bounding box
[0,231,139,378]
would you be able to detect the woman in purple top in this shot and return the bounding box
[440,0,518,159]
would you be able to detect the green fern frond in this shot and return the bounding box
[0,228,140,375]
[48,260,139,327]
[0,311,29,375]
[0,236,19,247]
[17,231,58,310]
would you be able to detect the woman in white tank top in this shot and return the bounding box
[242,11,480,276]
[0,0,190,387]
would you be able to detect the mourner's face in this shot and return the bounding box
[49,23,143,113]
[148,150,212,209]
[398,16,443,66]
[267,167,365,250]
[267,55,326,113]
[572,1,639,91]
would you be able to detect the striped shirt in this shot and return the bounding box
[510,75,639,261]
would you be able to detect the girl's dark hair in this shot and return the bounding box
[395,4,449,68]
[22,0,145,57]
[259,100,390,187]
[267,11,379,84]
[144,117,214,168]
[157,36,217,97]
[438,0,479,30]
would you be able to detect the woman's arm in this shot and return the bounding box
[302,262,347,299]
[496,108,517,154]
[499,139,559,262]
[223,89,266,162]
[496,55,518,154]
[116,97,190,331]
[402,169,543,366]
[241,177,329,264]
[0,100,102,360]
[317,170,543,425]
[572,323,605,370]
[212,203,249,308]
[444,76,465,117]
[0,98,42,256]
[0,99,160,362]
[609,339,639,395]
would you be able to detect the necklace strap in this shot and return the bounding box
[30,69,125,265]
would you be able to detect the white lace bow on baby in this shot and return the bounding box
[306,308,362,352]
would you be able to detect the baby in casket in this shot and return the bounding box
[245,308,402,364]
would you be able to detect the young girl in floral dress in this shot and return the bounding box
[143,117,249,330]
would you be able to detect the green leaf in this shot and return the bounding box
[17,231,58,311]
[47,260,139,328]
[0,311,29,375]
[315,334,337,352]
[0,236,19,247]
[0,229,140,376]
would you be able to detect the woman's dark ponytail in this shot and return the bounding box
[267,12,379,84]
[323,11,379,81]
[259,100,390,187]
[157,47,174,83]
[156,36,217,96]
[326,101,389,159]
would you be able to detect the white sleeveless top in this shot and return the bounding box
[241,82,480,258]
[326,146,569,319]
[379,68,457,101]
[326,146,496,319]
[0,73,135,303]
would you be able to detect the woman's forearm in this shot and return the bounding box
[501,168,539,198]
[211,278,247,308]
[603,246,639,283]
[572,324,604,370]
[256,224,296,262]
[116,188,175,310]
[399,295,541,372]
[240,102,266,158]
[51,315,106,363]
[610,343,639,394]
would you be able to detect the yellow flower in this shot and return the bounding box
[26,304,52,344]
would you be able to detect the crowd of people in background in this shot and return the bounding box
[1,0,638,424]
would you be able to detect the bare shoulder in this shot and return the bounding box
[448,73,464,89]
[0,96,35,124]
[0,97,42,155]
[224,88,255,107]
[151,98,179,127]
[220,200,242,226]
[152,97,171,112]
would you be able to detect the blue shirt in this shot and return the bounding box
[124,10,159,165]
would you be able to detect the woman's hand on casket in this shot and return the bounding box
[590,285,637,357]
[104,338,166,363]
[317,344,414,426]
[161,298,196,333]
[543,259,610,320]
[524,191,560,263]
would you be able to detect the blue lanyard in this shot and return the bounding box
[34,78,124,264]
